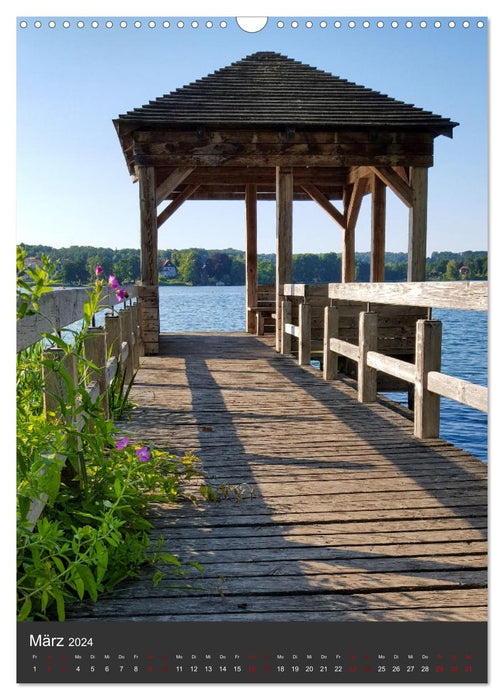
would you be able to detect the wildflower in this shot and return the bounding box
[108,275,119,291]
[116,437,130,450]
[116,288,129,302]
[136,446,151,462]
[95,265,103,276]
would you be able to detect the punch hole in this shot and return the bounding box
[277,21,284,28]
[320,21,327,28]
[236,17,268,33]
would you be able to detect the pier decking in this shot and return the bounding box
[68,333,487,622]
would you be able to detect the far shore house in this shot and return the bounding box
[160,258,178,279]
[23,256,43,270]
[459,265,469,276]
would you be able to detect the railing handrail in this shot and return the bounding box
[283,281,488,311]
[280,282,488,441]
[16,284,138,352]
[327,281,487,311]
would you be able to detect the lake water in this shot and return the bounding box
[158,285,488,463]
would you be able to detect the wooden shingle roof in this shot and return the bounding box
[115,51,458,135]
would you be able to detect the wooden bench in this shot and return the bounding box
[248,284,276,335]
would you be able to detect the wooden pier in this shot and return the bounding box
[67,332,487,622]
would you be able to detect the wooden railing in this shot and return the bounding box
[283,281,488,439]
[17,286,142,526]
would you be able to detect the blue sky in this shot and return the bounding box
[15,10,487,257]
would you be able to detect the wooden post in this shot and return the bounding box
[42,349,77,418]
[245,184,258,333]
[138,165,159,355]
[323,306,339,380]
[298,303,312,365]
[276,167,293,352]
[342,184,355,282]
[281,300,292,355]
[104,314,121,361]
[414,319,442,438]
[408,167,428,282]
[83,328,109,419]
[118,308,133,385]
[130,303,140,370]
[358,311,378,403]
[371,174,386,282]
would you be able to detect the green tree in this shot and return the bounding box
[178,251,202,284]
[445,259,459,280]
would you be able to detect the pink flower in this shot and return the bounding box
[116,437,130,450]
[116,288,128,302]
[95,265,103,276]
[135,446,151,462]
[108,275,119,291]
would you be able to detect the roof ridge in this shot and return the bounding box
[115,52,458,132]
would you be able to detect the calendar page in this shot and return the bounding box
[15,4,488,686]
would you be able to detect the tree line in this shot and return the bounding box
[20,244,488,286]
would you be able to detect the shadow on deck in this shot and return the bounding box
[67,332,487,622]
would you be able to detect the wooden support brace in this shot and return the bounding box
[155,167,195,206]
[300,184,346,228]
[414,319,442,438]
[157,184,200,228]
[298,303,312,366]
[358,311,378,403]
[323,306,339,380]
[370,166,413,208]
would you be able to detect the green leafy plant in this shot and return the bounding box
[16,247,204,621]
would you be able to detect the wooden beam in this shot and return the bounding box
[155,167,194,206]
[300,184,346,229]
[371,174,386,282]
[245,184,258,333]
[138,165,159,354]
[157,184,200,228]
[139,166,158,285]
[276,167,293,352]
[408,167,428,282]
[342,184,355,283]
[370,166,413,208]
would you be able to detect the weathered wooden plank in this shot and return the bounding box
[68,588,486,619]
[97,569,487,598]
